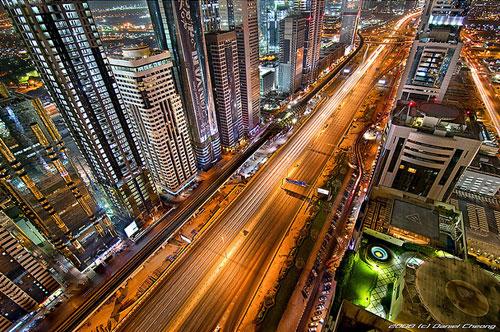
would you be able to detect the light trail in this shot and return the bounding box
[117,12,421,332]
[466,57,500,136]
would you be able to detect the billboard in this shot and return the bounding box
[124,221,139,238]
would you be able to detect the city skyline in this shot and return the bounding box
[0,0,498,331]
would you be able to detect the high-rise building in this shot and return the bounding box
[201,0,220,32]
[278,14,307,94]
[296,0,326,84]
[220,0,261,134]
[260,66,277,96]
[375,102,481,202]
[259,0,292,55]
[109,46,198,195]
[148,0,221,169]
[0,88,116,269]
[205,31,244,149]
[397,0,467,102]
[339,0,361,47]
[0,210,60,331]
[2,0,159,224]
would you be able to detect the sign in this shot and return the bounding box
[317,188,330,196]
[124,221,139,238]
[285,178,308,188]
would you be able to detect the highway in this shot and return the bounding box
[464,54,500,136]
[117,13,418,332]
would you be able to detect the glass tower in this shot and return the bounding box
[2,0,160,224]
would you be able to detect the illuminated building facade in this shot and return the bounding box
[2,0,160,224]
[339,0,361,47]
[205,31,244,148]
[278,14,307,94]
[376,102,481,202]
[397,0,468,102]
[295,0,326,84]
[109,46,198,195]
[148,0,221,169]
[0,211,60,331]
[0,88,116,269]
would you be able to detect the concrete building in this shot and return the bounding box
[260,66,276,96]
[221,0,261,134]
[317,43,346,74]
[0,211,60,331]
[3,0,160,224]
[375,102,481,202]
[295,0,326,84]
[109,46,198,195]
[278,14,307,94]
[339,0,361,47]
[456,153,500,196]
[205,31,244,149]
[148,0,221,169]
[397,0,467,102]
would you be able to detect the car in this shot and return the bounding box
[323,285,331,291]
[321,290,330,295]
[314,310,322,316]
[316,304,325,310]
[308,328,317,332]
[312,315,322,321]
[319,295,327,301]
[309,322,319,327]
[324,282,332,286]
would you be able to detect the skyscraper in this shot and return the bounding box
[0,87,116,269]
[2,0,160,224]
[397,0,467,102]
[221,0,261,134]
[375,102,481,202]
[109,46,198,195]
[259,0,292,55]
[0,210,60,331]
[278,14,307,94]
[296,0,326,84]
[205,31,244,148]
[339,0,361,47]
[148,0,221,169]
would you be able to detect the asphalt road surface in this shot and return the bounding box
[118,13,417,332]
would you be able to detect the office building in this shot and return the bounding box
[260,66,276,96]
[397,0,467,102]
[317,43,345,74]
[109,46,198,195]
[259,0,292,55]
[456,153,500,197]
[278,14,307,94]
[3,0,160,224]
[205,31,244,149]
[296,0,326,84]
[201,0,220,32]
[0,211,60,331]
[148,0,221,169]
[339,0,361,47]
[219,0,261,134]
[0,88,116,269]
[375,102,481,202]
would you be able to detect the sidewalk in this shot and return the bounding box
[78,183,244,332]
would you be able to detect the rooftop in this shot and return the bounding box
[470,153,500,176]
[391,100,480,139]
[390,199,440,240]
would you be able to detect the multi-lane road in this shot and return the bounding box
[117,13,419,332]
